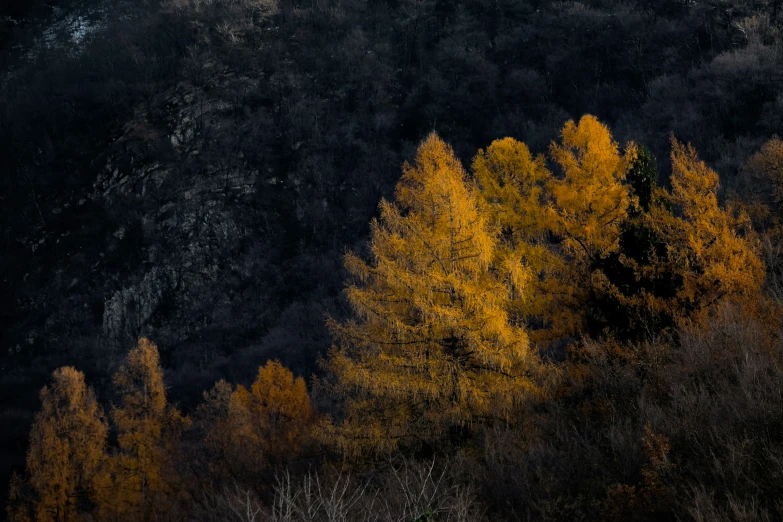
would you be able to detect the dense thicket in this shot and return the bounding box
[2,0,783,518]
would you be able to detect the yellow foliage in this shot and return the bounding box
[97,338,188,522]
[324,132,541,457]
[543,116,638,338]
[548,115,634,258]
[472,137,577,343]
[195,380,251,483]
[472,137,552,243]
[246,361,314,457]
[232,361,314,467]
[19,367,107,522]
[658,139,765,321]
[198,361,314,483]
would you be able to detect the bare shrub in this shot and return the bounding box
[200,483,270,522]
[269,460,485,522]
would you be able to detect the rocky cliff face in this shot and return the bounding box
[93,77,259,353]
[3,62,334,402]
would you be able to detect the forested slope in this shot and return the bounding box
[2,0,783,519]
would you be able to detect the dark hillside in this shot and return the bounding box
[2,0,782,518]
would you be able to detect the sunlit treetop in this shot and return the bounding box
[324,133,542,457]
[548,114,636,258]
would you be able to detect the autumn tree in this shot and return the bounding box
[658,139,765,322]
[324,133,541,458]
[472,137,552,244]
[239,360,314,466]
[740,137,783,303]
[10,367,108,522]
[97,338,188,522]
[472,137,573,343]
[196,361,314,486]
[544,115,638,338]
[191,380,245,487]
[548,115,634,260]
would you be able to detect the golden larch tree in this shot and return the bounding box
[243,360,314,464]
[196,362,314,486]
[18,367,107,522]
[97,338,188,522]
[324,132,539,457]
[472,137,552,243]
[548,115,634,259]
[472,137,576,343]
[545,115,637,337]
[655,139,765,322]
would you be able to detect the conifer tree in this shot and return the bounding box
[656,139,764,321]
[324,133,539,457]
[548,115,634,260]
[98,338,188,522]
[20,367,107,522]
[545,116,637,337]
[197,362,314,486]
[244,360,314,464]
[472,137,574,343]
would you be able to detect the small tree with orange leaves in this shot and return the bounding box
[324,133,541,458]
[656,139,764,323]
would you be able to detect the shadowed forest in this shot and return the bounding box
[2,0,783,520]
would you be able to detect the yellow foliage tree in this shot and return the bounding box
[12,367,108,522]
[472,137,574,343]
[324,133,540,457]
[197,362,314,485]
[472,137,552,243]
[548,115,635,259]
[97,338,188,522]
[662,139,764,320]
[243,360,314,463]
[545,115,637,338]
